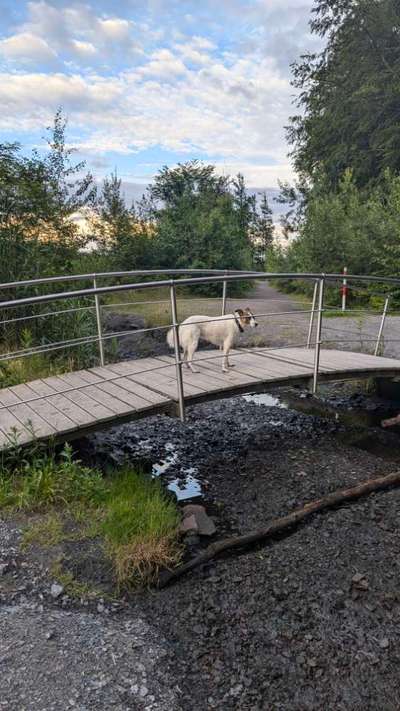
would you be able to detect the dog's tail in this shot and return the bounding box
[166,328,175,349]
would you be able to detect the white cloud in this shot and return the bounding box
[174,41,212,66]
[0,32,57,63]
[0,0,318,186]
[0,40,294,185]
[139,49,187,77]
[191,36,216,51]
[70,40,97,58]
[3,2,140,62]
[99,18,132,42]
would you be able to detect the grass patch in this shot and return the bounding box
[103,286,224,328]
[0,442,181,589]
[0,443,108,511]
[101,468,181,588]
[50,559,97,599]
[21,513,65,549]
[323,308,363,318]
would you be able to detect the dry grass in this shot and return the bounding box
[101,468,182,588]
[111,535,182,588]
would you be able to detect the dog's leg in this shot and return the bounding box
[187,342,200,373]
[222,339,231,373]
[183,348,190,369]
[222,338,235,371]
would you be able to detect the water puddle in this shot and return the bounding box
[148,442,203,501]
[168,468,203,500]
[241,387,400,462]
[243,392,287,408]
[151,442,178,476]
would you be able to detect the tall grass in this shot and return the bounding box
[101,468,181,587]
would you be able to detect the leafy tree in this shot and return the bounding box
[92,172,155,270]
[251,192,274,264]
[45,108,96,218]
[149,161,253,279]
[288,0,400,190]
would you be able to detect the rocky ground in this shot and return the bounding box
[2,385,400,709]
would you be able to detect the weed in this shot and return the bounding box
[50,559,97,599]
[0,443,108,511]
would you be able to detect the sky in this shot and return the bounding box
[0,0,319,190]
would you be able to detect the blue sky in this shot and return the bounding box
[0,0,318,188]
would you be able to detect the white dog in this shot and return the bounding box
[167,307,258,373]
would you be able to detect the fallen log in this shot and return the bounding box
[158,470,400,588]
[381,414,400,428]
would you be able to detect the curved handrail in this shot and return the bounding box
[0,268,259,292]
[0,271,400,311]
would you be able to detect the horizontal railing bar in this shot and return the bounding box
[0,304,95,326]
[0,322,172,362]
[2,271,400,313]
[0,273,323,313]
[0,269,258,292]
[101,297,225,309]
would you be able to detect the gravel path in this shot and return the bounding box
[0,604,181,711]
[229,282,400,358]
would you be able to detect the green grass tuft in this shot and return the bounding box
[101,468,182,588]
[0,443,108,511]
[21,513,64,549]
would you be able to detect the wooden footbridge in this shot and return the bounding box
[0,269,399,448]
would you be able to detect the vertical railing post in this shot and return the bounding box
[307,280,319,349]
[93,276,105,367]
[374,296,390,356]
[312,276,325,394]
[221,272,228,316]
[342,266,348,312]
[170,282,186,423]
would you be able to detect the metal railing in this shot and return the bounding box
[0,269,400,423]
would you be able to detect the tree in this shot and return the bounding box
[149,161,253,278]
[92,172,154,270]
[252,192,274,264]
[45,108,96,217]
[288,0,400,190]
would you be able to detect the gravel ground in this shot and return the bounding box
[0,603,181,711]
[85,392,400,710]
[2,393,400,709]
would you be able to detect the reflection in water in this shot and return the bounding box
[242,392,287,408]
[150,443,203,500]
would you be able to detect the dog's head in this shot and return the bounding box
[234,307,258,329]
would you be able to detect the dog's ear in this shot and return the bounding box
[235,308,244,316]
[245,307,252,313]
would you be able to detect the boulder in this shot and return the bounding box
[179,514,198,535]
[182,504,216,536]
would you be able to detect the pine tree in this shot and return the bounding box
[253,192,274,264]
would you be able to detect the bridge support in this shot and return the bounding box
[307,280,319,349]
[312,277,325,394]
[93,276,105,367]
[170,283,186,423]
